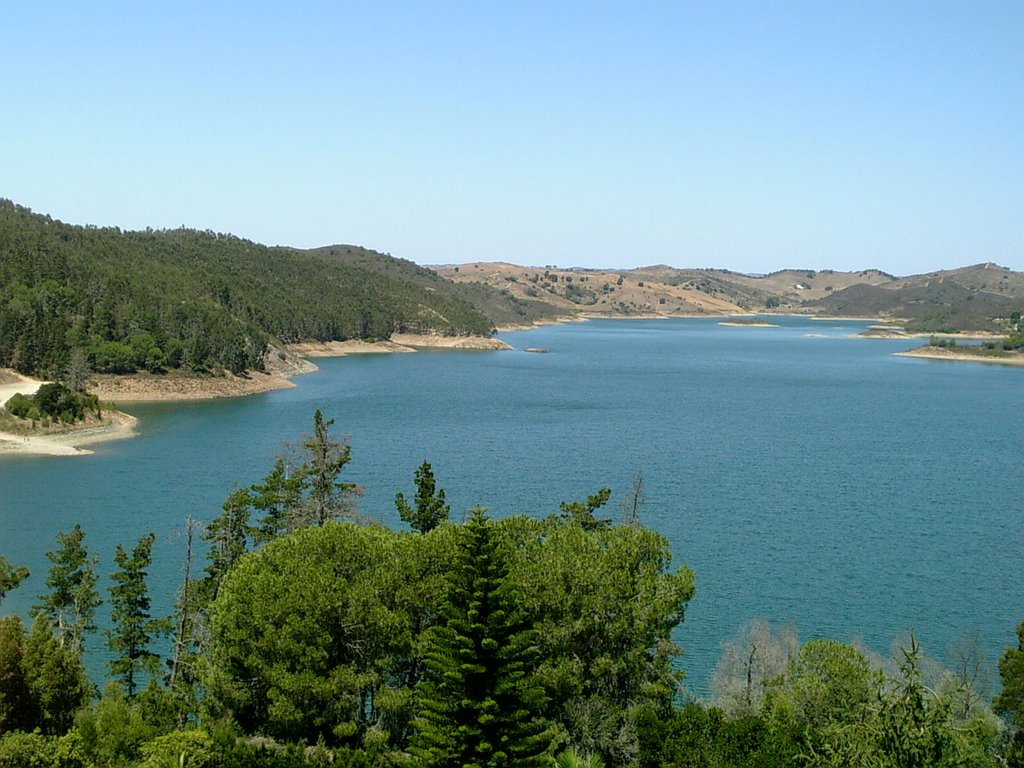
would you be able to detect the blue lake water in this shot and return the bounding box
[1,317,1022,696]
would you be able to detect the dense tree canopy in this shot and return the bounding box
[0,199,494,379]
[203,514,695,759]
[996,621,1024,766]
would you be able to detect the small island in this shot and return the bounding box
[718,318,779,328]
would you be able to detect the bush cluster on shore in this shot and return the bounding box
[4,382,101,426]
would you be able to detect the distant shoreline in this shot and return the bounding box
[6,323,1018,457]
[894,346,1024,366]
[0,334,512,457]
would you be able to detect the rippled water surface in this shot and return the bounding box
[2,317,1022,694]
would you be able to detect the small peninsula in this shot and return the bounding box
[0,371,137,456]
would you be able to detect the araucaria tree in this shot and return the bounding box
[412,507,552,766]
[107,532,162,697]
[33,524,102,653]
[396,460,451,533]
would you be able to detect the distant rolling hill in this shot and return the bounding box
[435,262,1023,334]
[806,263,1023,332]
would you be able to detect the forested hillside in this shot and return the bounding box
[0,201,494,379]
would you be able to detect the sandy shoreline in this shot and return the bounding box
[0,334,510,457]
[291,334,512,357]
[894,347,1024,366]
[0,372,139,457]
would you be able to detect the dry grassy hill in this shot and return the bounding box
[435,263,745,321]
[432,261,1023,333]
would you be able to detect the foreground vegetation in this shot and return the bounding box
[0,413,1021,766]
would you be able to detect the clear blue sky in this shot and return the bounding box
[2,2,1021,274]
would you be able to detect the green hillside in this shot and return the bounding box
[0,201,493,379]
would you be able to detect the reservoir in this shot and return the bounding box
[1,316,1021,696]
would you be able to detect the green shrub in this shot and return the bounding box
[4,392,32,418]
[4,384,100,424]
[139,729,214,768]
[0,730,86,768]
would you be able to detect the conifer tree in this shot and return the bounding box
[558,487,612,530]
[107,533,163,697]
[203,488,252,601]
[412,507,552,766]
[296,409,359,527]
[396,460,451,533]
[0,616,36,732]
[996,620,1024,767]
[33,524,102,653]
[250,456,303,543]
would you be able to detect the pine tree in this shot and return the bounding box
[203,488,252,601]
[33,523,102,653]
[107,532,163,697]
[296,409,360,527]
[250,457,303,543]
[412,507,552,766]
[396,460,451,533]
[558,487,612,531]
[996,620,1024,767]
[0,616,37,732]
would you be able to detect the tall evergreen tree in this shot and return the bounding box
[203,488,252,602]
[412,507,552,766]
[0,616,36,733]
[558,488,612,531]
[249,456,303,543]
[297,409,359,527]
[396,460,451,533]
[33,524,102,653]
[107,533,162,697]
[996,620,1024,767]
